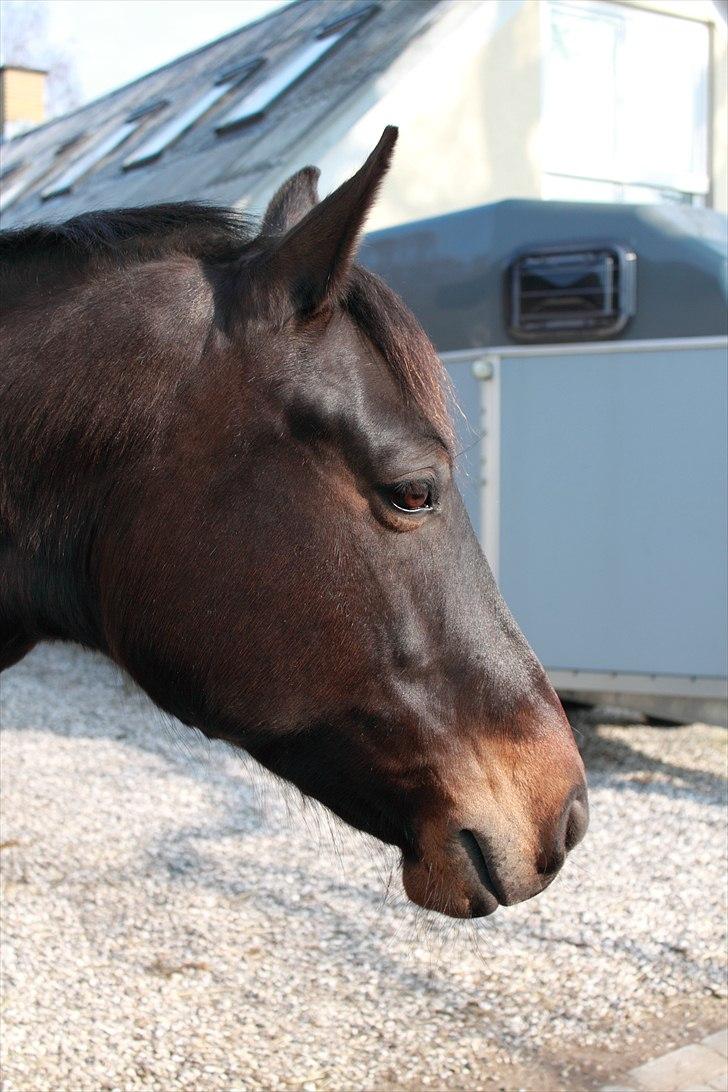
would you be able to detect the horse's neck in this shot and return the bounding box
[1,292,148,659]
[0,343,109,658]
[1,260,214,666]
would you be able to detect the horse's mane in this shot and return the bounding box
[0,202,258,273]
[1,201,452,445]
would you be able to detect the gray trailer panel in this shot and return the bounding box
[364,200,728,723]
[497,342,727,678]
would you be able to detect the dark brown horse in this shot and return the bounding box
[0,128,587,918]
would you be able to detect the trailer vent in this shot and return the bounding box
[508,244,636,342]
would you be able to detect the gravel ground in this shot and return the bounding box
[1,643,726,1092]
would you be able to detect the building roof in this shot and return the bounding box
[0,0,443,229]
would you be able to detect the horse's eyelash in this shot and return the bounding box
[391,477,434,493]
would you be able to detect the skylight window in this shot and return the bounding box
[215,4,379,133]
[41,120,139,199]
[0,159,23,182]
[0,176,28,213]
[0,161,28,212]
[215,39,338,132]
[55,133,86,156]
[122,58,264,170]
[317,2,380,38]
[40,99,168,198]
[126,98,169,122]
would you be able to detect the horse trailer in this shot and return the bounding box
[362,201,728,725]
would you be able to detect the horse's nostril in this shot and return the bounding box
[537,848,565,878]
[565,790,589,852]
[538,789,589,877]
[458,829,503,904]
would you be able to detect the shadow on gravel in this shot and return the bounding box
[134,793,727,1014]
[573,716,726,808]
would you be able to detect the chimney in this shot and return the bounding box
[0,65,47,140]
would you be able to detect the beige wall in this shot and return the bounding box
[360,0,543,228]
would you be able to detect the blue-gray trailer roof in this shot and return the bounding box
[361,200,728,350]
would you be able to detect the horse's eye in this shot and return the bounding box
[385,480,434,513]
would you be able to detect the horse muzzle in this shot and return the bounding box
[401,709,589,918]
[402,787,588,917]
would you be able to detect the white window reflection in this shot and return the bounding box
[544,0,710,204]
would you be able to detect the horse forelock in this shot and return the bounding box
[344,266,454,451]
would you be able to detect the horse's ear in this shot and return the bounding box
[264,126,398,317]
[261,166,321,235]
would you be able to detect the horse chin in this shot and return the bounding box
[401,852,500,919]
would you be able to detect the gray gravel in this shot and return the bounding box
[1,643,726,1091]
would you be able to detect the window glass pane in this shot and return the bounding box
[617,13,709,193]
[123,62,263,169]
[216,34,344,132]
[544,1,709,201]
[318,2,378,37]
[0,158,24,182]
[544,3,621,180]
[41,121,139,198]
[123,85,229,169]
[0,169,30,212]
